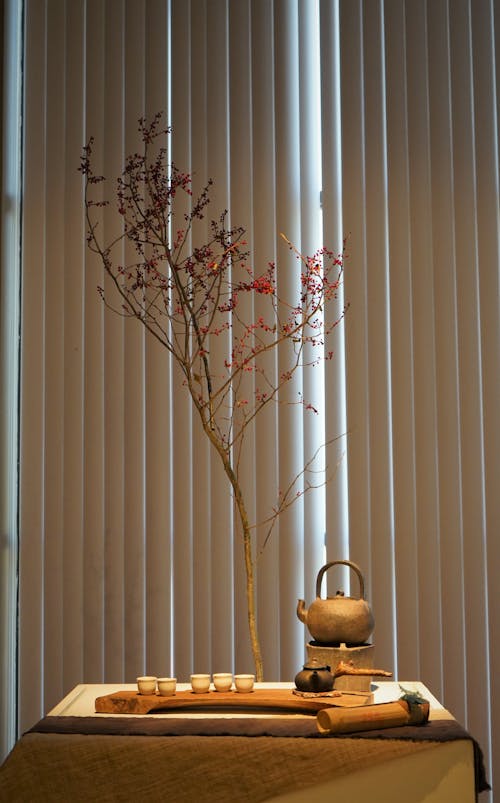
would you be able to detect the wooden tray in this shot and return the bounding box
[95,688,372,715]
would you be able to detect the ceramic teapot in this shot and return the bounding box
[297,560,374,645]
[294,657,334,693]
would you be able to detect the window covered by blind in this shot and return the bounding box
[9,1,498,795]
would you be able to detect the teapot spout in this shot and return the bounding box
[296,599,308,625]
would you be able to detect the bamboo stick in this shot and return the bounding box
[316,699,430,734]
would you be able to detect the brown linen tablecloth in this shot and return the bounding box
[0,714,489,802]
[0,731,447,803]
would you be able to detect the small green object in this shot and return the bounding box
[399,685,428,712]
[399,684,428,705]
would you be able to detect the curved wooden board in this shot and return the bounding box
[94,688,349,715]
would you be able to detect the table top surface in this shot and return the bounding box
[48,680,452,721]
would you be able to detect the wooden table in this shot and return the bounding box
[0,682,478,802]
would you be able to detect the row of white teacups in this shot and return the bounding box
[136,673,255,696]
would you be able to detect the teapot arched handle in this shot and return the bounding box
[315,559,366,600]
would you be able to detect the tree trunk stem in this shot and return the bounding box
[201,415,264,680]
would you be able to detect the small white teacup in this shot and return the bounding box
[213,673,233,692]
[157,677,177,696]
[137,676,157,695]
[190,673,211,693]
[234,674,255,693]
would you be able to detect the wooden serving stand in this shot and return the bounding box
[95,688,373,715]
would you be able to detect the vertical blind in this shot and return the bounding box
[0,0,22,762]
[5,0,497,794]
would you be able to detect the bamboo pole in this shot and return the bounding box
[316,699,430,734]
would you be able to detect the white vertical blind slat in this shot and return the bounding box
[426,0,466,718]
[83,0,106,683]
[473,0,500,782]
[385,0,420,681]
[404,0,442,693]
[62,0,86,694]
[229,0,254,673]
[204,0,235,674]
[44,0,66,710]
[102,0,126,681]
[170,0,194,680]
[319,0,348,567]
[250,0,280,681]
[123,0,147,680]
[448,0,482,731]
[274,0,304,679]
[0,0,22,760]
[144,0,172,679]
[298,0,326,609]
[339,0,371,590]
[189,0,212,675]
[19,0,47,731]
[359,0,396,674]
[450,0,491,761]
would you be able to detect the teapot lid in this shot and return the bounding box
[302,656,331,672]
